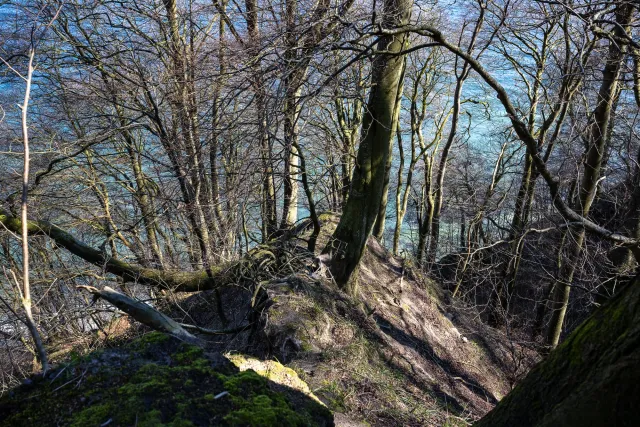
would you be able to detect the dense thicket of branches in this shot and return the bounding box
[1,0,639,417]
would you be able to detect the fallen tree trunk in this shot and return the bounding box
[0,208,275,292]
[475,275,640,427]
[77,285,201,345]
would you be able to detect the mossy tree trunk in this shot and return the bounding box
[475,274,640,427]
[0,208,276,293]
[322,0,411,292]
[373,60,406,241]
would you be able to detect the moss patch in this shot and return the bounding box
[0,332,332,427]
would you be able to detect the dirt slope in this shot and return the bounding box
[0,218,537,426]
[176,219,537,426]
[250,238,536,426]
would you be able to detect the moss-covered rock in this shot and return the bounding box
[0,332,333,427]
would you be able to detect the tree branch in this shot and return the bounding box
[377,24,639,252]
[0,208,275,292]
[77,285,200,345]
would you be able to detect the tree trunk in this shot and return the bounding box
[210,0,229,253]
[416,165,435,266]
[17,49,49,374]
[427,76,464,266]
[393,127,413,255]
[323,0,411,292]
[545,3,633,349]
[334,93,363,208]
[373,60,406,241]
[293,140,321,252]
[243,0,278,239]
[0,208,277,293]
[280,0,301,229]
[475,275,640,427]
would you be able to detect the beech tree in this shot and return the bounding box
[322,0,412,291]
[1,2,639,422]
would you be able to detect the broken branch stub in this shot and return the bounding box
[77,285,201,346]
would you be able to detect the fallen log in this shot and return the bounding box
[77,285,201,345]
[0,208,275,292]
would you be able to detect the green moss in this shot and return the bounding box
[223,369,268,394]
[0,336,332,427]
[134,331,171,346]
[223,393,308,426]
[173,345,204,365]
[476,281,640,427]
[561,293,631,370]
[70,404,113,427]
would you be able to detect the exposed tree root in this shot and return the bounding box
[1,209,323,346]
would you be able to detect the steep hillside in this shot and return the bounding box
[255,241,536,425]
[160,219,538,425]
[0,219,537,426]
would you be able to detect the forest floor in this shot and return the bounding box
[0,218,539,426]
[167,218,540,426]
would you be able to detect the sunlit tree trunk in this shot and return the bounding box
[18,49,49,373]
[373,59,406,241]
[280,0,302,228]
[323,0,411,292]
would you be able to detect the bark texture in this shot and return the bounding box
[323,0,410,291]
[475,275,640,427]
